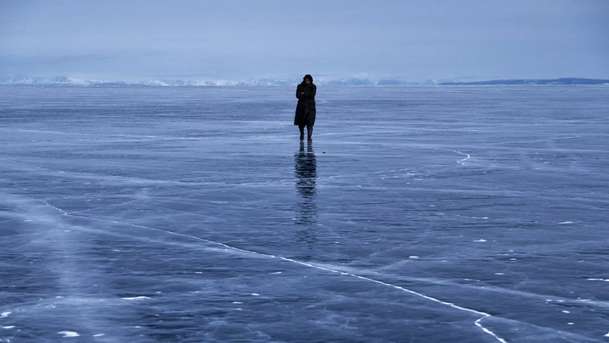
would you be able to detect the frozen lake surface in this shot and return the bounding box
[1,85,608,342]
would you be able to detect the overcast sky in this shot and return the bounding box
[1,0,608,81]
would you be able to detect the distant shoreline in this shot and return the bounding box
[439,78,609,85]
[1,77,608,88]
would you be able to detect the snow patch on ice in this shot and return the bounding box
[121,296,151,301]
[58,331,80,337]
[0,312,11,318]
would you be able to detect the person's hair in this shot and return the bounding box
[303,74,313,83]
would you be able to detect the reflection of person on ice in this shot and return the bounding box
[294,74,316,142]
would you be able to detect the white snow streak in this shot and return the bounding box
[121,296,151,301]
[57,331,80,338]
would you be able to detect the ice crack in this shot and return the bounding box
[41,200,507,343]
[453,150,472,165]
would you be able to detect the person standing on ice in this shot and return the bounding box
[294,74,316,142]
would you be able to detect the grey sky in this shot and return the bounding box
[1,0,608,81]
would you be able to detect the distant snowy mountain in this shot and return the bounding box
[0,76,292,87]
[0,76,430,87]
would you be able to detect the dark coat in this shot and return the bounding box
[294,82,316,126]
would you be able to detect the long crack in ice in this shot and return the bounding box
[38,200,508,343]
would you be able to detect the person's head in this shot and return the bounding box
[303,74,313,85]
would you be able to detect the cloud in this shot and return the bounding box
[1,0,607,80]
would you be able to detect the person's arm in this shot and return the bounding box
[303,84,316,99]
[296,85,303,99]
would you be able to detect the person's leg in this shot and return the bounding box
[298,125,305,140]
[307,125,313,141]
